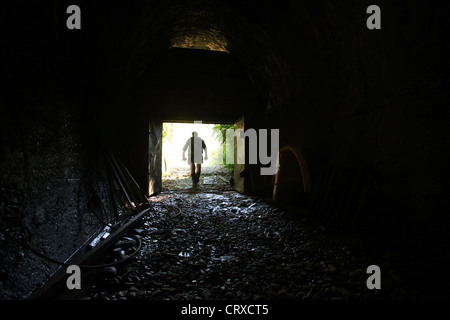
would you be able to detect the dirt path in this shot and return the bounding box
[162,165,234,192]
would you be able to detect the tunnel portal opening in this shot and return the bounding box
[161,121,234,192]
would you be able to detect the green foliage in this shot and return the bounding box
[223,163,234,174]
[212,124,234,173]
[162,123,174,144]
[212,124,234,142]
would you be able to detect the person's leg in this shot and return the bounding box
[190,163,197,185]
[196,164,202,183]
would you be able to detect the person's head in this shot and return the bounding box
[192,131,198,137]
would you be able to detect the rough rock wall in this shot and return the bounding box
[0,2,105,299]
[0,103,104,298]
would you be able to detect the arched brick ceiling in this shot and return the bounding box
[85,0,293,107]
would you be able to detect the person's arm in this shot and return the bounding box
[203,141,208,160]
[182,139,189,161]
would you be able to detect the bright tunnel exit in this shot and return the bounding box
[161,122,234,191]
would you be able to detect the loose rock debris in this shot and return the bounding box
[77,191,413,300]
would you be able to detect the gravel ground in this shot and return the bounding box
[57,165,423,301]
[74,198,417,300]
[162,165,234,192]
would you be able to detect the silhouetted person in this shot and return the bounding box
[182,131,207,186]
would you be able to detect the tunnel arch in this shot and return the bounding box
[86,0,294,113]
[273,145,311,204]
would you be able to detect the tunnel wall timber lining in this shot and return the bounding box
[1,0,449,298]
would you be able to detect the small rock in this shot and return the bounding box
[102,266,118,277]
[132,228,145,235]
[136,290,147,297]
[161,261,171,271]
[270,283,281,291]
[278,289,296,300]
[201,289,211,299]
[272,254,283,260]
[327,264,336,273]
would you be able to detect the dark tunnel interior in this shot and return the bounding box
[1,0,450,306]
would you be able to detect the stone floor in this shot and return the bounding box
[57,166,426,301]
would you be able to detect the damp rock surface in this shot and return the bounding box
[76,188,419,301]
